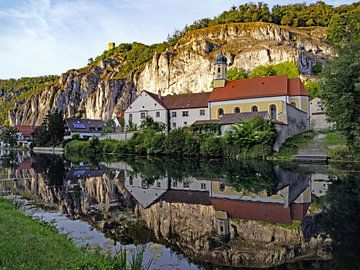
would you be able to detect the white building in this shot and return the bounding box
[310,97,332,131]
[124,90,210,131]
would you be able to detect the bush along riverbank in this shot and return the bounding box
[0,198,151,270]
[64,117,277,159]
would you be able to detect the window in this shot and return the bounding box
[201,183,206,190]
[219,183,225,192]
[218,108,224,119]
[251,105,258,112]
[200,109,205,116]
[234,107,240,113]
[129,179,133,186]
[171,111,177,117]
[172,122,176,128]
[156,111,160,118]
[291,102,296,107]
[183,182,189,188]
[172,181,177,187]
[217,67,221,73]
[182,111,189,117]
[270,104,277,119]
[129,114,133,122]
[184,122,187,126]
[157,182,161,188]
[140,112,146,119]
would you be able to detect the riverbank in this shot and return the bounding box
[271,130,360,162]
[0,197,146,270]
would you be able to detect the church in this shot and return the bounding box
[124,53,310,144]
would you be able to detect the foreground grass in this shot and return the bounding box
[0,198,148,270]
[324,130,347,148]
[271,131,317,160]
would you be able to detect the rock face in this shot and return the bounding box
[10,23,332,125]
[138,201,332,268]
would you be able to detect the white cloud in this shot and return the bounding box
[0,0,355,78]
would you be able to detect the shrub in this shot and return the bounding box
[329,145,352,161]
[200,136,223,157]
[183,136,200,156]
[164,129,186,156]
[114,141,129,155]
[147,133,166,155]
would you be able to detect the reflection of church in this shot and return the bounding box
[120,163,313,240]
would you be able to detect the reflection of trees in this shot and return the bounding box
[32,154,65,186]
[321,174,360,269]
[121,157,277,194]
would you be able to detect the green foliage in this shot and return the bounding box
[140,116,166,132]
[34,110,65,147]
[226,67,248,80]
[327,7,360,47]
[200,136,223,157]
[304,80,321,99]
[66,116,277,159]
[312,62,323,75]
[320,40,360,152]
[189,123,220,136]
[103,119,116,134]
[249,61,299,78]
[0,198,152,270]
[0,126,17,146]
[0,75,58,124]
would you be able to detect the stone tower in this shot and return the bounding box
[108,42,115,50]
[213,53,227,88]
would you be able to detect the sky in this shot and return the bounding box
[0,0,355,79]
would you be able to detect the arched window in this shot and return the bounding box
[218,108,224,118]
[251,105,258,112]
[270,104,277,119]
[234,107,240,113]
[291,102,296,107]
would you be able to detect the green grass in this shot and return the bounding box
[271,131,317,160]
[0,198,150,270]
[324,130,347,147]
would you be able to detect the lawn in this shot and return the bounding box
[324,130,347,147]
[0,198,147,270]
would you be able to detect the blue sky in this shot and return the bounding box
[0,0,355,79]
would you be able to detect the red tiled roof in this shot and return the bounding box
[16,125,37,137]
[211,198,309,224]
[209,75,308,102]
[288,78,308,96]
[161,92,211,109]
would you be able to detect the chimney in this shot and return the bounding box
[158,90,162,100]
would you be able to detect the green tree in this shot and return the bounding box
[320,40,360,151]
[103,119,116,134]
[304,80,321,99]
[140,116,166,132]
[249,65,276,78]
[0,126,17,146]
[34,110,65,146]
[226,67,248,80]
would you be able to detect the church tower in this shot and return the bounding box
[213,53,227,88]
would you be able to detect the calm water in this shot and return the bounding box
[0,151,360,269]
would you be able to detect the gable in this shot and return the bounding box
[125,91,167,112]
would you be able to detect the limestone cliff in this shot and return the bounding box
[9,23,332,125]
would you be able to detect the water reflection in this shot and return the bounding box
[0,153,358,269]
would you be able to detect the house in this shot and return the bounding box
[124,90,210,131]
[16,125,38,145]
[64,118,105,139]
[209,54,309,122]
[310,97,332,131]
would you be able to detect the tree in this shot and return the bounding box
[103,119,116,134]
[0,126,17,146]
[140,116,165,132]
[320,40,360,151]
[304,81,321,99]
[34,110,65,146]
[226,68,248,80]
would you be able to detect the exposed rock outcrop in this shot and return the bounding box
[9,23,332,125]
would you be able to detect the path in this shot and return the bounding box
[293,133,329,164]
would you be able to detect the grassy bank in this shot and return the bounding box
[0,198,149,270]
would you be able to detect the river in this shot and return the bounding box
[0,151,359,269]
